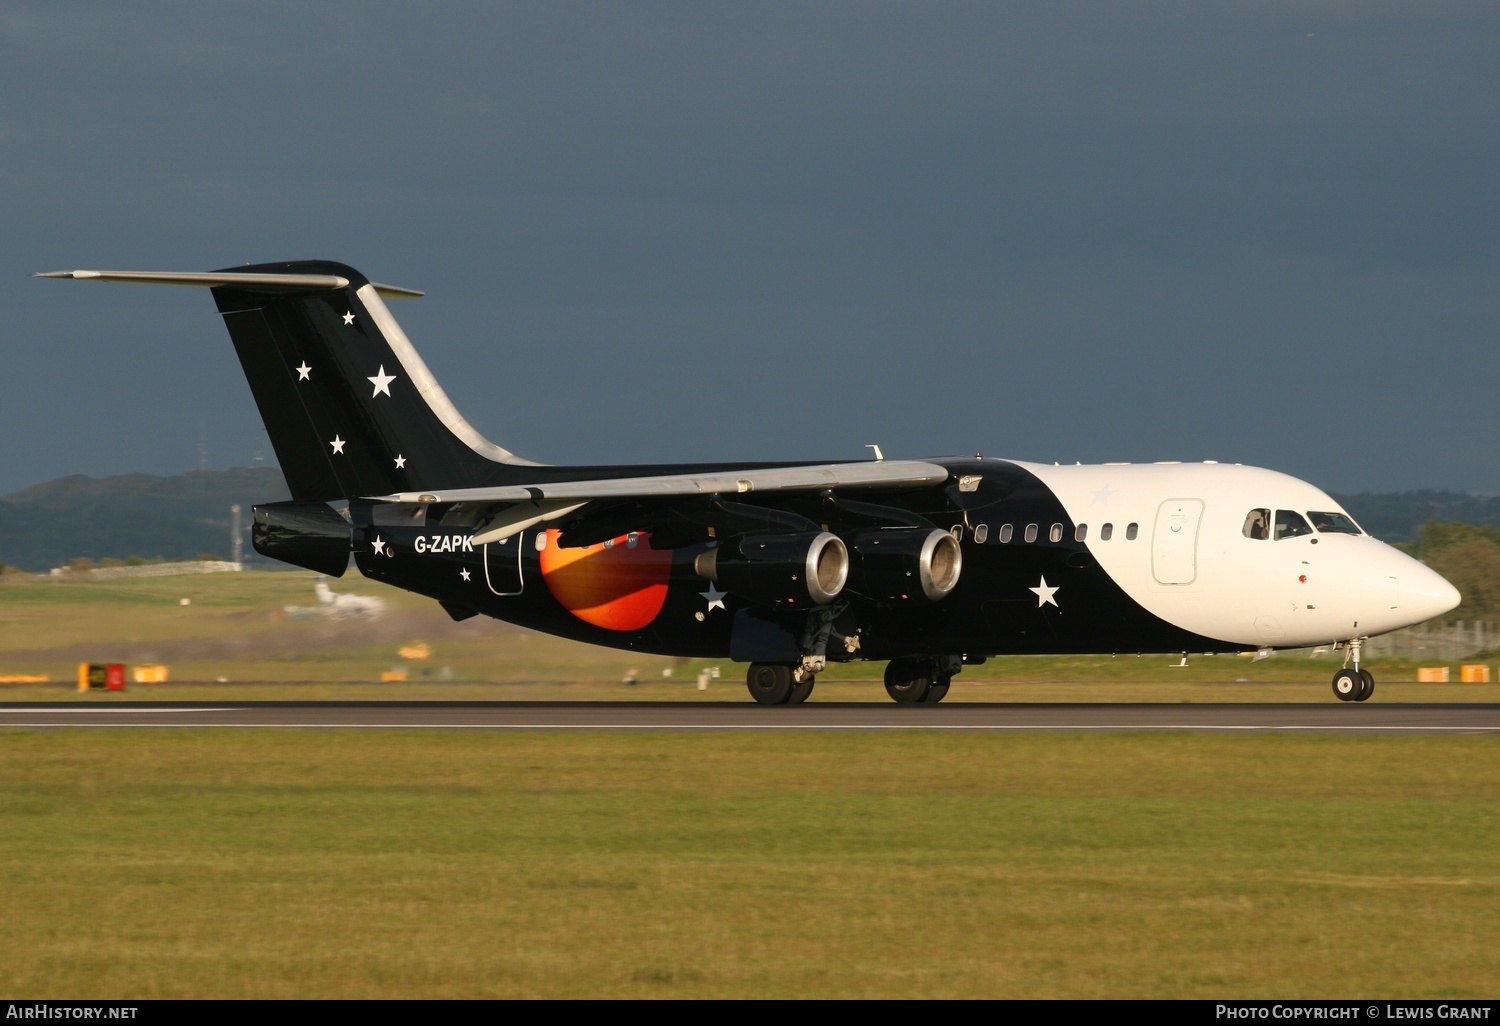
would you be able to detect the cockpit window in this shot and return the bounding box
[1274,510,1314,540]
[1308,511,1362,535]
[1243,509,1270,540]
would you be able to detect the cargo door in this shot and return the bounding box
[1153,499,1204,585]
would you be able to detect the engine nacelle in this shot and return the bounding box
[252,501,352,577]
[694,531,848,608]
[845,527,962,604]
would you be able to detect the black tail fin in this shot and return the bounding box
[211,260,537,501]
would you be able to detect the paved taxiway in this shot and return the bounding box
[2,702,1499,733]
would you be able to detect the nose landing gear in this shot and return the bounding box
[1332,638,1374,702]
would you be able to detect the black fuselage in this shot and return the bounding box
[351,457,1223,661]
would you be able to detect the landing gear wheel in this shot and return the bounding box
[787,679,815,704]
[1355,669,1375,703]
[920,677,951,704]
[747,663,794,705]
[1332,668,1361,702]
[884,658,933,704]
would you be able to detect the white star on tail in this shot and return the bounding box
[393,454,406,469]
[343,311,355,325]
[1030,575,1060,608]
[700,582,727,612]
[330,435,346,454]
[295,362,311,380]
[368,366,397,397]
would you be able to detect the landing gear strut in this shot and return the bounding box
[884,656,960,704]
[1332,638,1374,703]
[743,603,859,705]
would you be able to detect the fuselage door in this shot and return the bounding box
[484,533,525,596]
[1152,499,1204,585]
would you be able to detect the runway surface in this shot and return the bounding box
[3,702,1500,733]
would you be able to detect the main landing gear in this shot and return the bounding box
[745,654,963,705]
[746,663,816,705]
[883,656,961,704]
[1331,638,1375,703]
[744,602,857,705]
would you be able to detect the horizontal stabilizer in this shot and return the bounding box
[35,269,422,299]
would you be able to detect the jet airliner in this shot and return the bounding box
[38,262,1460,703]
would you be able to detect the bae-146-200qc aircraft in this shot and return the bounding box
[39,261,1460,704]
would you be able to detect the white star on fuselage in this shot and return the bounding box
[1090,485,1116,505]
[342,311,355,326]
[700,582,728,612]
[330,435,346,454]
[1030,575,1060,608]
[460,567,471,582]
[368,366,397,397]
[372,536,386,556]
[394,454,406,469]
[295,362,311,380]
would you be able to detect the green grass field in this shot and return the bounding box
[3,570,1499,997]
[1,730,1497,998]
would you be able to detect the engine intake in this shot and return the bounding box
[846,527,962,604]
[694,531,848,608]
[252,501,352,577]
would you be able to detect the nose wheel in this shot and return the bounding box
[1331,640,1375,702]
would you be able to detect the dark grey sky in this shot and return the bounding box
[5,2,1497,495]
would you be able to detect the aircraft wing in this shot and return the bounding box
[369,459,951,505]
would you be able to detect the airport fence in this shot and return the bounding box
[68,560,245,580]
[1340,621,1493,662]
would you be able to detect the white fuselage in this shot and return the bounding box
[1020,461,1459,649]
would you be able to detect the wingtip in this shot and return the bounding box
[372,282,425,299]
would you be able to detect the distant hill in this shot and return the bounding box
[0,467,290,571]
[0,467,1492,571]
[1331,492,1500,543]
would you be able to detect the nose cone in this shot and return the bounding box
[1403,560,1462,625]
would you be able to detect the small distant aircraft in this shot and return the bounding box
[39,262,1460,703]
[283,578,386,620]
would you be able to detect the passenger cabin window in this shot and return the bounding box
[1274,510,1314,540]
[1100,523,1113,541]
[1309,511,1362,535]
[1049,523,1063,543]
[950,525,963,543]
[1024,524,1038,543]
[1243,508,1270,540]
[998,524,1014,543]
[974,524,989,544]
[1126,522,1139,541]
[1075,524,1088,542]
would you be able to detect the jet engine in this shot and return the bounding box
[252,501,353,577]
[694,531,848,608]
[845,527,962,604]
